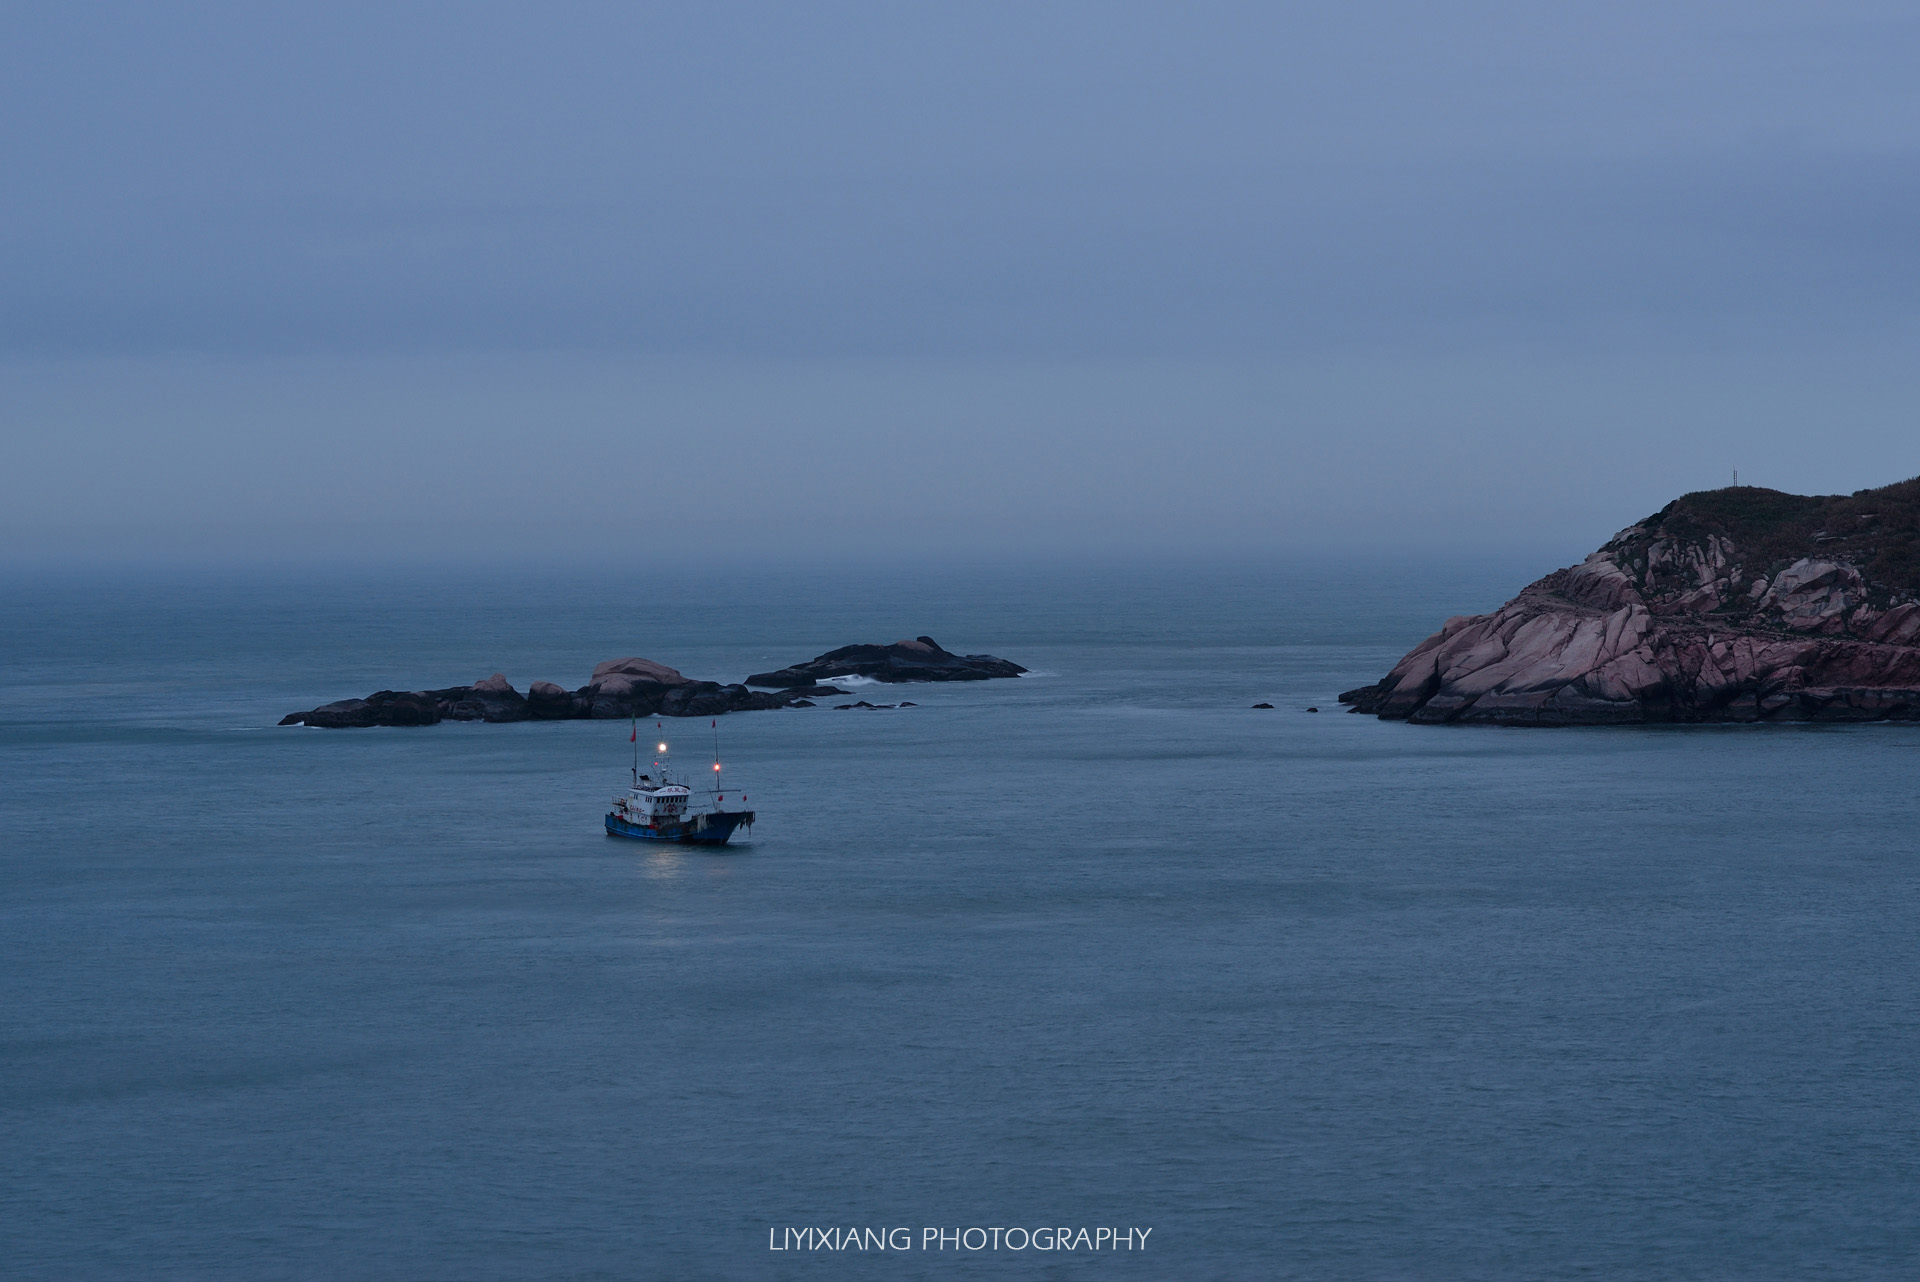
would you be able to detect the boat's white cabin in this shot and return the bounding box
[613,777,692,825]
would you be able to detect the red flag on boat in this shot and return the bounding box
[629,726,636,743]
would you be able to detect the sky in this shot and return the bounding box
[4,1,1918,565]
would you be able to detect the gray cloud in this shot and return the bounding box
[5,2,1919,562]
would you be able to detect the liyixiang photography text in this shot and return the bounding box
[768,1227,1153,1252]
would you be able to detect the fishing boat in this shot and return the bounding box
[605,720,754,845]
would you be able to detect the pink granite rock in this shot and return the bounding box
[1342,480,1920,724]
[589,657,690,689]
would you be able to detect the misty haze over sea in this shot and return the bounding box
[5,4,1919,568]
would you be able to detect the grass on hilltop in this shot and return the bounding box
[1644,476,1920,591]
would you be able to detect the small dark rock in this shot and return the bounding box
[284,690,444,728]
[746,635,1025,687]
[1251,702,1274,709]
[1307,706,1319,713]
[448,673,531,722]
[527,680,575,720]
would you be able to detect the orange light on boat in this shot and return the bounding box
[713,763,722,771]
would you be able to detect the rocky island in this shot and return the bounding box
[1340,478,1920,725]
[279,658,810,728]
[281,636,1024,728]
[745,636,1026,687]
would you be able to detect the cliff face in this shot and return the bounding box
[1341,478,1920,725]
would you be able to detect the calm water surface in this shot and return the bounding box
[4,561,1919,1280]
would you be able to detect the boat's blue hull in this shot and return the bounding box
[605,810,753,845]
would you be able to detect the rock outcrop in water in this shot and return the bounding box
[1341,478,1920,725]
[745,636,1026,687]
[283,636,1023,727]
[281,660,805,728]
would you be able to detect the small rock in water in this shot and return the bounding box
[1251,702,1274,709]
[1307,706,1319,713]
[527,680,574,720]
[899,701,917,707]
[746,636,1025,687]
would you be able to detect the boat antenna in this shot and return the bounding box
[711,718,722,802]
[631,714,638,785]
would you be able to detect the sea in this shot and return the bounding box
[4,559,1919,1280]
